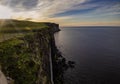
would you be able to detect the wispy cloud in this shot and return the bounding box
[0,0,86,15]
[0,0,39,11]
[0,0,120,26]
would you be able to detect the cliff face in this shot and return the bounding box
[0,23,59,84]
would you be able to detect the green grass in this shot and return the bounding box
[0,34,41,84]
[0,19,49,33]
[0,19,50,42]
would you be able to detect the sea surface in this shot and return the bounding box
[54,26,120,84]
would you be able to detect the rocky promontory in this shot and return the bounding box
[0,20,60,84]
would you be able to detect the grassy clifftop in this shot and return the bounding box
[0,19,59,42]
[0,20,59,84]
[0,19,55,33]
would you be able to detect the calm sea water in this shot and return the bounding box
[54,27,120,84]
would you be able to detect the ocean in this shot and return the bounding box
[54,26,120,84]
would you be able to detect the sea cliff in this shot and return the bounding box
[0,20,60,84]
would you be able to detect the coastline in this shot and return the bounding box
[0,20,60,84]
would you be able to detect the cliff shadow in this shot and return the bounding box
[53,47,75,84]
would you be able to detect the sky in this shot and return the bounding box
[0,0,120,26]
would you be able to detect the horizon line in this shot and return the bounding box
[60,25,120,27]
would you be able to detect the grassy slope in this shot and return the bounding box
[0,19,50,42]
[0,19,49,33]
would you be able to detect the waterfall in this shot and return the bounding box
[49,48,54,84]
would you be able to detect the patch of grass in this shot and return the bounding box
[0,19,49,33]
[0,36,40,84]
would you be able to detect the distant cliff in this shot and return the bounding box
[0,20,60,84]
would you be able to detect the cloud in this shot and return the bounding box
[0,0,87,19]
[0,0,86,12]
[0,0,120,26]
[0,0,39,11]
[39,0,86,15]
[0,0,119,18]
[53,0,120,17]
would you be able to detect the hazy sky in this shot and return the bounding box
[0,0,120,26]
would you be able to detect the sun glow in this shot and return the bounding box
[0,5,13,19]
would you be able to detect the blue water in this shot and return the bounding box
[55,27,120,84]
